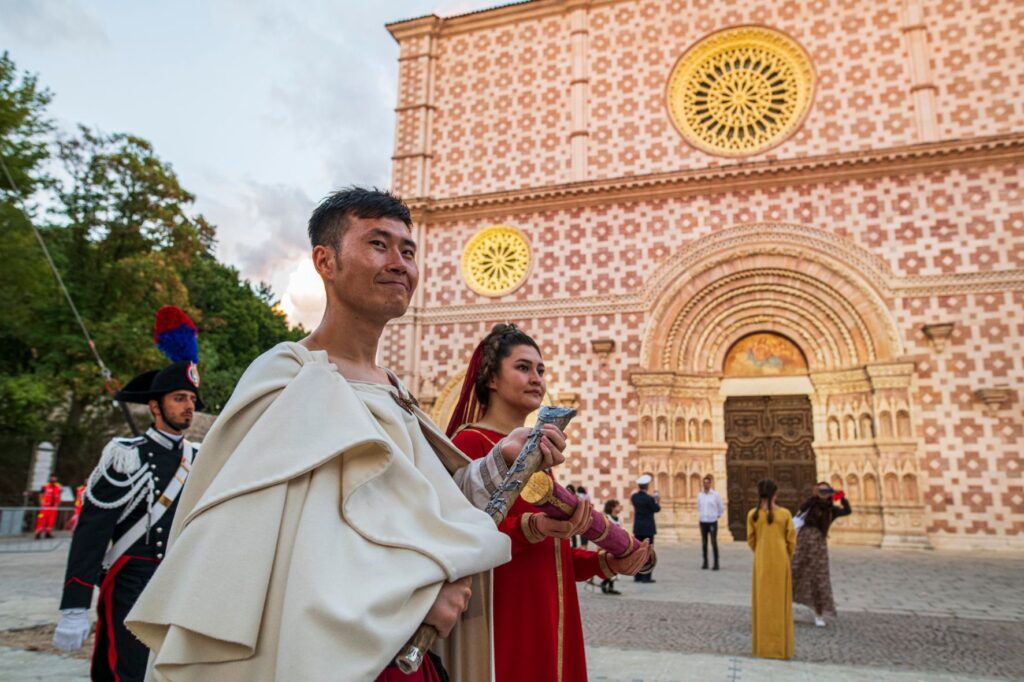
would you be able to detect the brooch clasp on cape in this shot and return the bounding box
[390,390,420,415]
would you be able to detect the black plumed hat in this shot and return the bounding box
[115,360,205,411]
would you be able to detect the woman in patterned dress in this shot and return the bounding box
[791,482,852,627]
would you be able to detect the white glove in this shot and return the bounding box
[53,608,91,652]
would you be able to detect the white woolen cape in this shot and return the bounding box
[125,342,510,681]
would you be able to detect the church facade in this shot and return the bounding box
[383,0,1023,549]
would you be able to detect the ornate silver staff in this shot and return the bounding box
[395,406,576,674]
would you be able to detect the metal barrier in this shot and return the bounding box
[0,507,76,553]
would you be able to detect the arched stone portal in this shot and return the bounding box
[631,224,930,547]
[719,332,819,540]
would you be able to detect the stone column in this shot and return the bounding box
[388,17,440,198]
[810,369,884,546]
[901,0,939,142]
[567,1,590,182]
[867,362,932,549]
[631,372,677,539]
[386,18,440,389]
[631,371,726,542]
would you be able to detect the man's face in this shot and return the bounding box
[703,477,712,492]
[151,391,196,433]
[317,215,418,324]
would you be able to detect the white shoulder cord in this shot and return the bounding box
[114,476,155,525]
[84,455,153,521]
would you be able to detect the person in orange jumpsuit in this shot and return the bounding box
[446,323,650,682]
[34,475,62,539]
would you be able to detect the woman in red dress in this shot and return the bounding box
[446,324,649,682]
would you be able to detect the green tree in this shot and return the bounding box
[183,257,304,412]
[0,50,53,200]
[0,53,303,501]
[25,127,204,486]
[0,53,58,502]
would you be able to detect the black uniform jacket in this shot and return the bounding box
[60,428,192,609]
[631,490,661,538]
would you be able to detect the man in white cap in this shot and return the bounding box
[630,473,660,583]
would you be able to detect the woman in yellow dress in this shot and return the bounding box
[747,479,797,659]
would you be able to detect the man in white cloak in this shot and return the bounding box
[126,188,567,681]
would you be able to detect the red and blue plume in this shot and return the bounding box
[153,306,199,364]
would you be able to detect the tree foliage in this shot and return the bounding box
[0,54,304,502]
[0,50,53,200]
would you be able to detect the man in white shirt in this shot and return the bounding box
[696,474,724,570]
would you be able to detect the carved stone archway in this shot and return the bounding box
[631,224,930,547]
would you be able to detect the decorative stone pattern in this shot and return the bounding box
[385,0,1024,550]
[428,14,572,197]
[666,26,815,156]
[926,0,1024,141]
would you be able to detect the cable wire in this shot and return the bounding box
[0,152,116,390]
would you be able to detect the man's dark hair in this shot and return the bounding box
[307,186,412,249]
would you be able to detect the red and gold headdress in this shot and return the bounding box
[445,339,487,438]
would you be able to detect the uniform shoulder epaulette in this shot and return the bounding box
[100,436,146,475]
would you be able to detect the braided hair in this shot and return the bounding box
[752,479,778,525]
[473,323,541,409]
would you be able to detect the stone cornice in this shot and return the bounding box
[387,1,564,42]
[388,292,641,325]
[890,270,1024,295]
[388,268,1024,326]
[405,133,1024,222]
[388,0,639,42]
[386,14,442,43]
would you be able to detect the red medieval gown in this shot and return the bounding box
[453,427,611,682]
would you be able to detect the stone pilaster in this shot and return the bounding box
[388,16,440,199]
[810,368,884,545]
[867,362,932,549]
[567,1,590,182]
[631,371,724,542]
[901,0,939,142]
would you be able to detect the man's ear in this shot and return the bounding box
[148,399,161,419]
[311,245,338,280]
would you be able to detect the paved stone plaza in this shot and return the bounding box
[0,537,1021,681]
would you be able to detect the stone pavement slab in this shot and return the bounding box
[606,540,1024,621]
[1,537,1022,680]
[579,592,1024,679]
[586,647,1005,682]
[0,647,88,682]
[0,538,74,630]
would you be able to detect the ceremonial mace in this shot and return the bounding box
[521,473,657,572]
[395,406,576,674]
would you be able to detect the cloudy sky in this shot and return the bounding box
[0,0,494,328]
